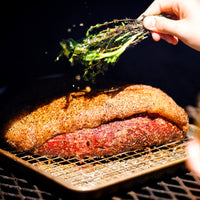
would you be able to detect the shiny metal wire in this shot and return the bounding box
[10,139,186,190]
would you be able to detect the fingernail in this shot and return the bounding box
[143,16,156,29]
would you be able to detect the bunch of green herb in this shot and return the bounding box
[56,16,149,82]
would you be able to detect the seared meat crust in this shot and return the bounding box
[4,84,189,152]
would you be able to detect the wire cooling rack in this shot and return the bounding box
[0,138,187,192]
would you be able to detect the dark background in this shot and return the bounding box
[0,0,200,121]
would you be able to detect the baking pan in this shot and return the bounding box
[0,125,198,194]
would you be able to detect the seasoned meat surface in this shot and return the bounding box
[35,114,186,158]
[4,84,189,153]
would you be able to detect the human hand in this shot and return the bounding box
[141,0,200,51]
[186,138,200,177]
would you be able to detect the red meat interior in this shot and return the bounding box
[35,114,185,158]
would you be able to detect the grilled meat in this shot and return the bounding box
[4,84,189,158]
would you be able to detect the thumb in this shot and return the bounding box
[143,16,179,36]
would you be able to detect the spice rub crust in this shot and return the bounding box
[4,84,189,152]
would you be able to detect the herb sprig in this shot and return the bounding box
[57,17,149,82]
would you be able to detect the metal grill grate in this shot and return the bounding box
[1,139,187,192]
[1,159,200,199]
[112,172,200,200]
[0,166,60,200]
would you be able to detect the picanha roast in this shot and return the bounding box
[3,84,189,158]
